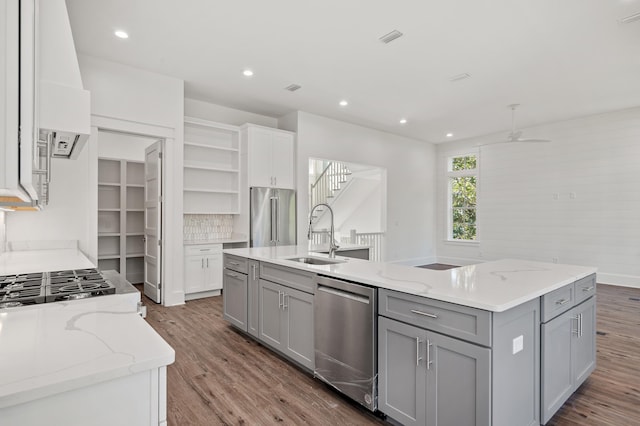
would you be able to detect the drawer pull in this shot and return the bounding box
[555,298,570,306]
[199,249,211,252]
[228,261,240,266]
[225,272,239,278]
[582,286,594,292]
[411,309,438,319]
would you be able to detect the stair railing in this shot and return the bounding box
[310,162,351,209]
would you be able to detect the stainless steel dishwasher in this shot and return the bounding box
[314,275,377,411]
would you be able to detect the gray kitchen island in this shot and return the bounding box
[222,245,597,426]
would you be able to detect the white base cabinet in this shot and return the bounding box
[1,367,168,426]
[184,244,223,299]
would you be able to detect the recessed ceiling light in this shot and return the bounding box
[243,69,254,77]
[114,30,129,39]
[339,100,348,107]
[619,12,640,24]
[399,118,407,124]
[446,133,453,138]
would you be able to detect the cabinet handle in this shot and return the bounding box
[582,286,594,292]
[278,291,283,309]
[426,339,433,370]
[252,264,257,280]
[206,258,209,268]
[572,316,580,336]
[274,176,277,186]
[411,309,438,319]
[415,337,422,366]
[579,313,583,338]
[283,293,289,310]
[201,259,204,268]
[225,272,238,278]
[555,298,570,306]
[228,261,240,266]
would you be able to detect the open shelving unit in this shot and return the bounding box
[183,117,241,214]
[97,158,146,284]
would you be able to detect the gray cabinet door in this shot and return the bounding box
[247,260,260,338]
[378,317,427,426]
[259,279,284,351]
[541,308,574,424]
[222,269,247,331]
[572,297,596,388]
[282,286,314,370]
[426,331,491,426]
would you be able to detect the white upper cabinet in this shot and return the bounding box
[243,124,295,189]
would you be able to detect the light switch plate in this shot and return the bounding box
[513,335,524,354]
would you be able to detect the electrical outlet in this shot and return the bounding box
[570,192,576,199]
[553,193,559,200]
[552,257,559,264]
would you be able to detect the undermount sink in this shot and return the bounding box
[286,256,346,265]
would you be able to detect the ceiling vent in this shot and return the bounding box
[284,84,302,92]
[379,30,403,44]
[450,73,471,82]
[619,12,640,24]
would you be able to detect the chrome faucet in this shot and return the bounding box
[308,203,339,258]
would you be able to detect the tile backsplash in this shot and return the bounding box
[184,214,233,241]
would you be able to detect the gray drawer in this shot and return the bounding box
[378,289,492,346]
[574,274,596,305]
[541,283,574,322]
[223,254,248,274]
[260,262,315,294]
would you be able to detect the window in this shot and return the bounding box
[447,154,477,241]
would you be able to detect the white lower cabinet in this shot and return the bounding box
[184,244,223,299]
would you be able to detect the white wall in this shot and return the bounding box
[6,145,92,252]
[98,131,157,161]
[80,55,185,305]
[295,111,437,264]
[437,106,640,287]
[185,98,277,127]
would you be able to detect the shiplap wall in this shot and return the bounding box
[437,107,640,287]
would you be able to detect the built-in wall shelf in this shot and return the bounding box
[183,117,241,214]
[97,158,146,284]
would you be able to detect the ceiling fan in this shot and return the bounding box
[482,104,551,146]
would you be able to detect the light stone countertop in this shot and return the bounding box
[223,245,597,312]
[0,248,94,275]
[0,295,175,409]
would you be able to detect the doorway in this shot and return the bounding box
[96,129,164,303]
[308,158,386,260]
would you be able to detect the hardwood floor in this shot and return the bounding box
[141,283,640,426]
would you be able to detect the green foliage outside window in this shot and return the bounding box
[450,156,477,240]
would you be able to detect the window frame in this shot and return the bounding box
[446,152,479,243]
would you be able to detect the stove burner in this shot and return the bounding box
[0,269,116,309]
[57,282,104,292]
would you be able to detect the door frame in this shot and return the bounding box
[88,115,179,306]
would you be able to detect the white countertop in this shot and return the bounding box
[224,246,597,312]
[309,242,371,252]
[0,295,175,408]
[0,249,94,275]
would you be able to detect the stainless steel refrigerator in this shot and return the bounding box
[250,187,296,247]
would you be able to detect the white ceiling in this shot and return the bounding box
[65,0,640,143]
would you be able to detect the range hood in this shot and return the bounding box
[38,0,90,159]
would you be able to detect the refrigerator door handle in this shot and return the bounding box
[270,196,277,243]
[275,197,279,242]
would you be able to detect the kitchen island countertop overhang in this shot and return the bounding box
[223,245,597,312]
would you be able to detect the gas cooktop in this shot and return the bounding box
[0,269,116,309]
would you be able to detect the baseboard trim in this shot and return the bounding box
[597,272,640,289]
